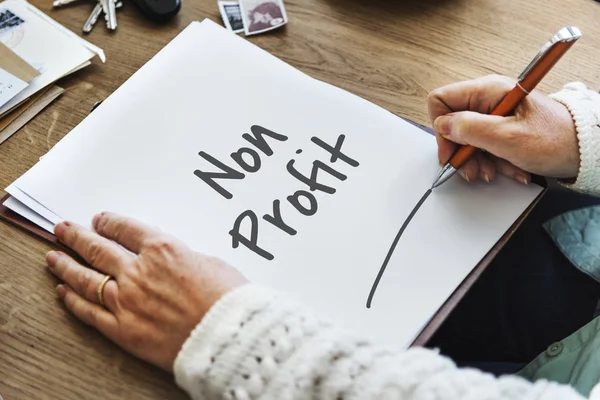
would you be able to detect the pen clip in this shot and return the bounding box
[518,26,582,82]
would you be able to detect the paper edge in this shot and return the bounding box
[6,0,106,62]
[3,196,55,232]
[0,85,63,144]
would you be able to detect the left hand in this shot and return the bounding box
[47,212,247,371]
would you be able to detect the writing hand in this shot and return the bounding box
[428,75,579,184]
[46,213,247,371]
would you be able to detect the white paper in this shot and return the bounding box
[6,184,63,224]
[7,0,105,62]
[0,0,101,115]
[8,20,543,348]
[3,196,54,232]
[0,67,27,107]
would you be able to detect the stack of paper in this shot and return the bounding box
[0,0,104,144]
[2,20,543,347]
[0,42,38,108]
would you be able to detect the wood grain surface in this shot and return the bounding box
[1,0,599,398]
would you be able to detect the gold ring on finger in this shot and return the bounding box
[97,275,113,308]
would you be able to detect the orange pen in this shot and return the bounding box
[431,26,582,189]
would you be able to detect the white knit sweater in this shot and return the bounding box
[174,83,600,400]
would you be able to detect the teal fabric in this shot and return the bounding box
[517,317,600,397]
[516,205,600,396]
[544,206,600,282]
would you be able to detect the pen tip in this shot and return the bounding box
[432,164,457,189]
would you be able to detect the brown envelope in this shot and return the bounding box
[0,42,40,83]
[0,84,50,132]
[0,85,64,145]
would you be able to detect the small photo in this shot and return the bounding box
[247,1,284,33]
[219,1,244,33]
[224,4,243,32]
[0,9,25,37]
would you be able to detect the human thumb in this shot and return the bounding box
[433,111,513,156]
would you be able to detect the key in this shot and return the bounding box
[99,0,110,25]
[82,2,102,33]
[105,0,118,30]
[52,0,81,7]
[83,1,123,34]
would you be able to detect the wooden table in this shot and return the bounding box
[1,0,599,398]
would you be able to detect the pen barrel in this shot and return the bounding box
[491,85,527,116]
[520,40,577,93]
[448,144,477,169]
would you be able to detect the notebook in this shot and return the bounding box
[0,19,545,347]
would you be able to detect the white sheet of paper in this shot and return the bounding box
[0,67,27,107]
[6,184,62,225]
[3,196,54,232]
[8,20,543,347]
[0,0,103,116]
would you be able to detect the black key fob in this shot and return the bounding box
[132,0,181,22]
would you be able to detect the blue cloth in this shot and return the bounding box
[545,206,600,283]
[516,316,600,397]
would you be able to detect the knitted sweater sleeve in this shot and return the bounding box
[173,284,585,400]
[549,82,600,195]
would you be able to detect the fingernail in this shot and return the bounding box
[56,284,66,298]
[434,115,453,136]
[517,174,529,185]
[483,173,490,184]
[46,251,59,266]
[92,214,101,230]
[54,222,69,238]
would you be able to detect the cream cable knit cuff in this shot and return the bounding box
[174,284,275,397]
[173,284,586,400]
[549,82,600,195]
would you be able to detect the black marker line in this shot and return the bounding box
[366,188,433,308]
